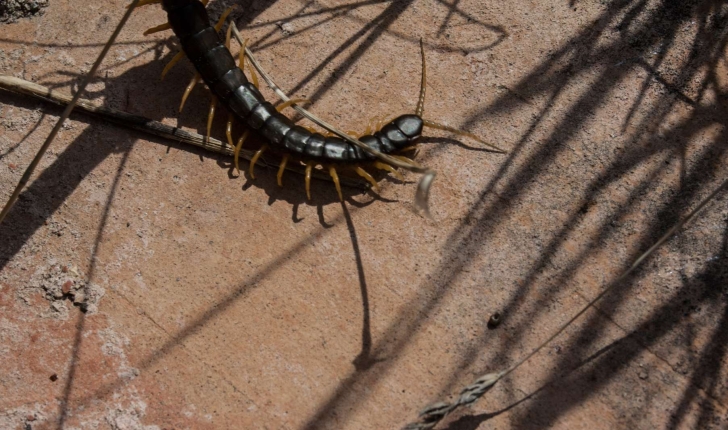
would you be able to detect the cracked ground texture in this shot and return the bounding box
[1,0,727,429]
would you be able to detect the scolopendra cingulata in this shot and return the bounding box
[134,0,505,212]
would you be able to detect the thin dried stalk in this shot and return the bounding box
[402,177,728,429]
[0,76,366,189]
[230,24,436,217]
[402,372,504,430]
[0,0,141,225]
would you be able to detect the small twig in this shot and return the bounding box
[0,0,142,225]
[402,177,728,429]
[230,24,437,217]
[0,76,366,189]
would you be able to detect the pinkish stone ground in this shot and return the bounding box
[1,0,727,429]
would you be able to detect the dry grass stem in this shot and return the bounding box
[403,177,728,429]
[0,76,367,189]
[0,0,142,225]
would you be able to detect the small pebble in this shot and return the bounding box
[49,373,58,382]
[61,280,73,295]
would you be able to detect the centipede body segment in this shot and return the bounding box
[138,0,503,201]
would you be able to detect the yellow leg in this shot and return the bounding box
[144,22,171,36]
[277,154,290,187]
[236,37,259,88]
[179,73,201,112]
[305,162,314,200]
[398,145,418,152]
[225,23,233,49]
[374,161,404,181]
[206,96,217,142]
[354,166,380,192]
[276,98,310,112]
[214,6,236,32]
[248,61,260,88]
[376,115,393,131]
[161,50,185,79]
[234,130,250,174]
[364,116,381,135]
[226,114,234,147]
[249,145,267,179]
[129,0,161,8]
[328,166,343,201]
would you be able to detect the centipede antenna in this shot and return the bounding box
[179,72,201,112]
[277,154,290,186]
[161,51,185,79]
[423,119,507,153]
[416,38,426,117]
[144,22,171,35]
[249,145,267,179]
[0,0,142,225]
[233,130,250,174]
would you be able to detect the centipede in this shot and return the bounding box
[135,0,504,207]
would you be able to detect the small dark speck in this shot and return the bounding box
[49,373,58,382]
[487,312,502,329]
[126,222,130,227]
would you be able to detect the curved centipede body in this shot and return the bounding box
[140,0,502,201]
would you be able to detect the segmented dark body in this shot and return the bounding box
[161,0,423,162]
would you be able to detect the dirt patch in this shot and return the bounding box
[0,0,49,23]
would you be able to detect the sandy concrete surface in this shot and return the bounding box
[1,0,727,429]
